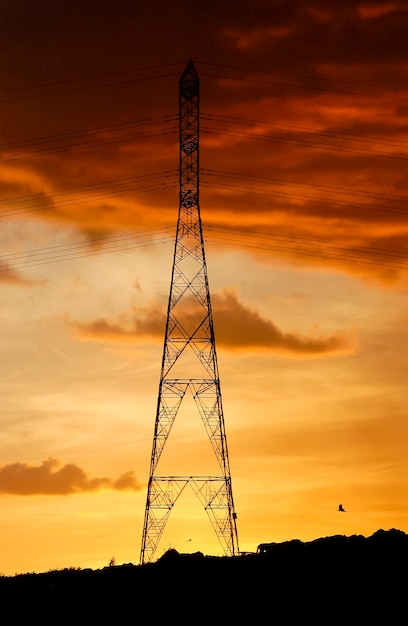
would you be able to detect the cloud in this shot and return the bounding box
[73,305,166,343]
[222,2,408,66]
[212,290,354,355]
[111,470,143,491]
[1,2,407,286]
[72,290,354,357]
[0,458,143,496]
[0,261,36,285]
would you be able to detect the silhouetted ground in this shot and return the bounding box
[1,528,407,622]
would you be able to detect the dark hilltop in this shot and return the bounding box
[1,528,407,622]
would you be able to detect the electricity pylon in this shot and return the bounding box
[140,60,239,564]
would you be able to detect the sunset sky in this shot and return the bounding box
[1,0,408,576]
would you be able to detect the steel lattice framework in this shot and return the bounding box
[140,60,239,564]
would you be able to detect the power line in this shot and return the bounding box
[0,114,178,151]
[0,63,184,96]
[197,62,408,96]
[199,71,402,100]
[204,227,408,271]
[2,60,403,107]
[1,227,174,271]
[0,170,178,218]
[206,224,408,262]
[0,121,178,162]
[0,169,178,206]
[0,63,405,274]
[200,172,408,217]
[2,110,406,166]
[1,167,406,220]
[2,224,407,274]
[197,62,407,101]
[0,72,182,104]
[201,125,408,162]
[205,234,408,270]
[202,168,408,204]
[202,113,408,151]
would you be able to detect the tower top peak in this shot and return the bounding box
[181,59,198,80]
[180,59,199,99]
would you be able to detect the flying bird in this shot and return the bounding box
[338,504,346,512]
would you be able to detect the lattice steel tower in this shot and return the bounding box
[140,60,239,564]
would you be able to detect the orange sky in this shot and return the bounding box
[1,0,408,575]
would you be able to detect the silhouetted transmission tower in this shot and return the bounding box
[140,60,239,564]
